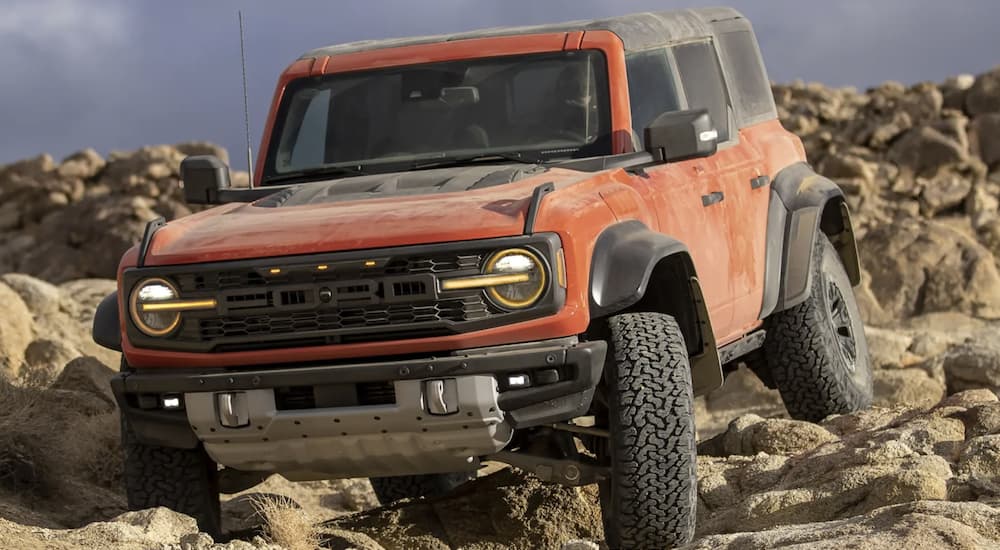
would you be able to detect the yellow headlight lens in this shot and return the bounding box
[484,248,546,309]
[129,278,181,336]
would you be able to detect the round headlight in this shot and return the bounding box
[485,248,547,309]
[129,278,181,336]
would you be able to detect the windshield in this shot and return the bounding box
[263,50,611,183]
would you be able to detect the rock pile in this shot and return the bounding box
[772,66,1000,323]
[0,142,246,284]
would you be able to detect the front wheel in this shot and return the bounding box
[599,312,697,549]
[122,417,221,536]
[763,233,873,422]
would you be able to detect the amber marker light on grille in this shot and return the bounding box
[316,264,329,271]
[364,260,377,267]
[268,268,282,274]
[140,299,218,312]
[440,273,532,291]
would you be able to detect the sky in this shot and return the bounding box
[1,0,997,168]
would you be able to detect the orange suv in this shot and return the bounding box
[93,7,871,548]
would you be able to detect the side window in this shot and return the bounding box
[625,48,681,143]
[284,89,331,170]
[717,30,776,125]
[672,40,732,142]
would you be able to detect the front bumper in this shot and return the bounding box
[112,338,606,479]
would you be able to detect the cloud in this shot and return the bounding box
[0,0,128,59]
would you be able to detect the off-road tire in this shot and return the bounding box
[599,312,697,549]
[370,472,476,505]
[764,233,872,422]
[122,418,221,536]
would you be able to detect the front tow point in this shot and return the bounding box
[424,379,459,415]
[217,392,250,428]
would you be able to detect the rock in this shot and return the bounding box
[943,340,1000,394]
[942,73,976,110]
[50,356,117,408]
[966,66,1000,116]
[700,415,838,457]
[920,173,972,215]
[861,218,1000,319]
[0,273,66,318]
[686,501,1000,549]
[0,281,34,377]
[888,125,968,177]
[179,532,215,550]
[23,339,78,376]
[327,468,603,550]
[57,148,105,180]
[873,368,946,409]
[970,113,1000,169]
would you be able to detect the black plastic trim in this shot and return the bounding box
[113,339,607,446]
[718,329,765,364]
[750,175,770,189]
[523,182,555,234]
[136,217,166,268]
[769,162,860,312]
[701,191,724,206]
[588,220,689,319]
[92,291,122,352]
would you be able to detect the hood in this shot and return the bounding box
[144,164,586,266]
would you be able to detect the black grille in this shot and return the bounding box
[126,238,561,354]
[199,296,488,339]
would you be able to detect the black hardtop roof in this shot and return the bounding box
[300,7,749,59]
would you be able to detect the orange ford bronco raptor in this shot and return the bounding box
[92,7,871,548]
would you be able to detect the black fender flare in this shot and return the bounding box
[589,220,723,395]
[92,291,122,352]
[760,162,862,318]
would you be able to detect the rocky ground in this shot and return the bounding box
[1,66,999,549]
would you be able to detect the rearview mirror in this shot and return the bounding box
[644,109,718,163]
[181,155,231,205]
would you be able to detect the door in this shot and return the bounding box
[624,47,735,335]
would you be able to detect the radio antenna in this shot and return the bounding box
[238,10,254,188]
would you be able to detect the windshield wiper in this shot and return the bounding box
[411,152,548,170]
[263,164,368,185]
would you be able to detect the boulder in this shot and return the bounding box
[970,113,1000,169]
[887,125,968,177]
[873,368,946,410]
[0,273,67,318]
[50,356,117,408]
[943,340,1000,395]
[965,66,1000,116]
[57,148,105,180]
[860,218,1000,319]
[0,281,34,377]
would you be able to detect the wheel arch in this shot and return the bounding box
[760,162,861,318]
[588,220,723,395]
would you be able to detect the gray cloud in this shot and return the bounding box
[0,0,996,168]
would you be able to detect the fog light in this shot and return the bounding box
[161,395,182,410]
[507,374,531,389]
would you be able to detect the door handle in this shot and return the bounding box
[702,191,724,206]
[750,175,771,189]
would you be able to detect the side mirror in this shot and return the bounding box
[644,109,718,163]
[181,155,231,205]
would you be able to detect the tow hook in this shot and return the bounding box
[423,379,459,415]
[217,392,250,428]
